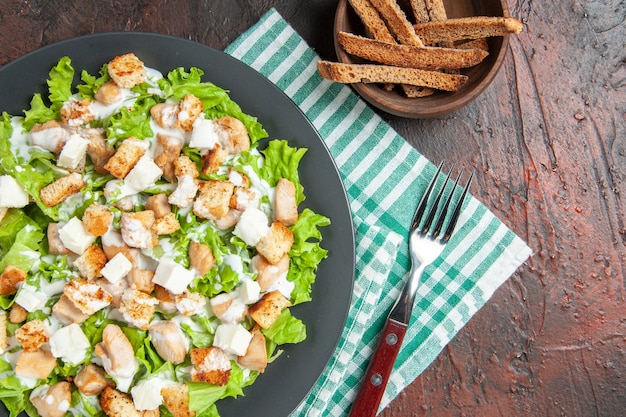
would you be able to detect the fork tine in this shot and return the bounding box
[422,163,455,235]
[431,166,464,239]
[411,160,444,230]
[442,170,474,242]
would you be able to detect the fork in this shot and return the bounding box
[348,161,473,417]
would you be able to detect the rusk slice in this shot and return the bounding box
[368,0,425,46]
[413,16,524,45]
[317,61,468,91]
[348,0,396,43]
[338,31,488,70]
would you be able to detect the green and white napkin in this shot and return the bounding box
[226,8,532,416]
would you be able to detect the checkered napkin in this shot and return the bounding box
[226,8,532,416]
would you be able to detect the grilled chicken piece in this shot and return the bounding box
[148,321,187,365]
[188,241,215,277]
[252,254,290,292]
[52,294,90,325]
[31,381,72,417]
[273,178,298,226]
[95,324,137,379]
[74,363,111,396]
[237,327,267,373]
[215,116,250,154]
[15,349,57,380]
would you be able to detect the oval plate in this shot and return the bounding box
[0,32,355,417]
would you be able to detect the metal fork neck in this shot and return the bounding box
[388,261,425,324]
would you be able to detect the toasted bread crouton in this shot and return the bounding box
[9,303,28,324]
[153,134,183,182]
[129,268,155,294]
[0,311,8,354]
[31,381,72,417]
[152,212,181,235]
[100,386,142,417]
[249,290,291,329]
[95,80,123,105]
[255,221,294,265]
[145,193,171,219]
[273,178,298,226]
[237,327,267,372]
[214,116,250,154]
[30,120,69,153]
[252,254,290,292]
[119,289,158,330]
[95,324,138,379]
[174,94,203,132]
[201,144,228,175]
[0,265,27,296]
[107,53,147,89]
[52,294,90,325]
[15,319,48,352]
[121,211,158,249]
[189,347,231,385]
[63,278,112,315]
[188,241,215,276]
[39,172,86,207]
[73,244,108,279]
[60,97,95,127]
[149,321,187,365]
[82,203,113,236]
[192,180,235,220]
[104,138,149,179]
[82,128,115,174]
[229,186,259,211]
[161,383,194,417]
[174,155,199,179]
[74,363,111,396]
[15,349,57,380]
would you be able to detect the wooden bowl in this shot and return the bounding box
[333,0,512,118]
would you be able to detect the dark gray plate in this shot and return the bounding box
[0,32,355,417]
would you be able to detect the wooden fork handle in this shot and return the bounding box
[348,318,408,417]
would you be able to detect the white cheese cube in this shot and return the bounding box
[153,259,195,294]
[58,217,97,255]
[49,323,90,364]
[14,284,47,312]
[239,280,261,304]
[57,134,89,170]
[213,323,252,356]
[189,118,221,150]
[101,252,133,284]
[124,155,163,192]
[131,378,172,411]
[233,207,270,246]
[0,175,29,208]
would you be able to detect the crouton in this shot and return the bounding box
[0,265,27,296]
[189,347,231,385]
[31,381,72,417]
[145,193,171,219]
[82,203,113,236]
[118,289,157,330]
[255,221,294,265]
[47,223,72,255]
[107,53,147,89]
[30,120,69,153]
[215,116,250,154]
[15,319,48,352]
[192,180,235,220]
[174,94,203,132]
[129,268,155,293]
[95,80,123,105]
[15,349,57,380]
[249,290,291,329]
[60,97,95,127]
[201,144,228,175]
[149,321,187,365]
[161,383,194,417]
[188,241,214,276]
[153,134,183,182]
[73,244,108,279]
[273,178,298,226]
[0,311,8,354]
[95,324,137,379]
[252,254,290,292]
[9,303,28,324]
[63,278,112,315]
[152,212,180,235]
[174,155,199,179]
[82,128,115,174]
[100,386,142,417]
[104,138,149,179]
[74,363,111,396]
[237,327,267,372]
[39,172,86,207]
[120,211,158,249]
[229,187,259,211]
[52,294,90,325]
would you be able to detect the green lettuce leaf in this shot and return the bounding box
[260,140,306,203]
[77,64,110,98]
[187,382,227,417]
[262,309,306,345]
[47,56,75,111]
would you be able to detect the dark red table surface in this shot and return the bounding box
[0,1,624,416]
